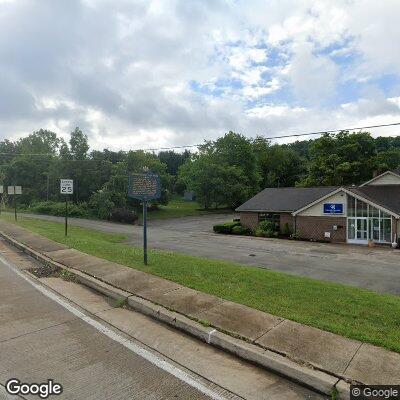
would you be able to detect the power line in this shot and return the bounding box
[0,121,399,156]
[141,121,400,151]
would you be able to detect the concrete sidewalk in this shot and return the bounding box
[0,220,399,396]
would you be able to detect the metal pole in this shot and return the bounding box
[65,196,68,236]
[14,186,17,222]
[143,199,147,265]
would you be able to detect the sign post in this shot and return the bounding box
[60,179,73,236]
[0,185,3,215]
[128,172,161,265]
[8,186,22,221]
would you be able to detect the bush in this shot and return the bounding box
[258,220,275,232]
[281,222,292,236]
[255,228,274,238]
[89,190,115,219]
[30,201,90,218]
[110,208,138,224]
[213,220,241,234]
[290,231,302,240]
[231,225,250,235]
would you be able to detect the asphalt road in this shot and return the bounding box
[9,212,400,295]
[0,239,324,400]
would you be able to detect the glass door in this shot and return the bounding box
[347,195,393,244]
[356,218,368,242]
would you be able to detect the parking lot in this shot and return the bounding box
[12,213,400,295]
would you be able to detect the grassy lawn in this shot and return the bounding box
[2,214,400,353]
[147,198,231,220]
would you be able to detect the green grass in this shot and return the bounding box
[147,198,231,220]
[2,214,400,353]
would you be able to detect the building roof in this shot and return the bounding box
[235,186,339,212]
[392,168,400,176]
[347,185,400,216]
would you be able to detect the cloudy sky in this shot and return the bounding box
[0,0,400,151]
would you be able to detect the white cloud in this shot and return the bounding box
[0,0,398,151]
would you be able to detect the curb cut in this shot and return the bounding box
[1,231,345,398]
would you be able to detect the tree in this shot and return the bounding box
[179,153,246,209]
[158,150,190,176]
[252,137,306,188]
[299,131,377,186]
[375,148,400,173]
[69,127,89,160]
[179,132,260,209]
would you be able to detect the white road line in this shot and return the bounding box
[0,255,227,400]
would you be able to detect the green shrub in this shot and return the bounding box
[30,201,90,218]
[281,222,292,236]
[255,228,275,238]
[290,231,302,240]
[258,220,276,232]
[89,190,115,219]
[231,225,250,235]
[213,220,241,234]
[110,209,138,224]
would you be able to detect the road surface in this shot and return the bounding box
[0,239,325,400]
[6,212,400,295]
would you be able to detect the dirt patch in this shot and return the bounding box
[28,263,61,278]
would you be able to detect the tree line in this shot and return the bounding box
[1,128,400,217]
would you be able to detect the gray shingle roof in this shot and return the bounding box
[235,186,339,212]
[392,168,400,176]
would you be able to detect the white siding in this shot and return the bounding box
[297,191,347,217]
[367,173,400,185]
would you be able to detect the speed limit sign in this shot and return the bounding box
[60,179,73,194]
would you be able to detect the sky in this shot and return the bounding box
[0,0,400,151]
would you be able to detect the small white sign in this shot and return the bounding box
[324,231,331,238]
[0,185,3,194]
[60,179,73,195]
[8,186,22,195]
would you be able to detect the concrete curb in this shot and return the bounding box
[1,231,344,398]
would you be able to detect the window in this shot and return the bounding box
[348,196,355,217]
[356,199,368,217]
[346,195,392,243]
[258,213,280,229]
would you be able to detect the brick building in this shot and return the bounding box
[236,169,400,245]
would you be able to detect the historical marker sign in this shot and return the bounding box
[60,179,74,195]
[127,172,161,266]
[128,173,161,200]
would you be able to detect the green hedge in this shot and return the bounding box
[231,225,250,235]
[28,201,91,218]
[213,220,241,234]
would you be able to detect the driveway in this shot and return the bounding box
[9,212,400,295]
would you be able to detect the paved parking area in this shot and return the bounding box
[11,213,400,295]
